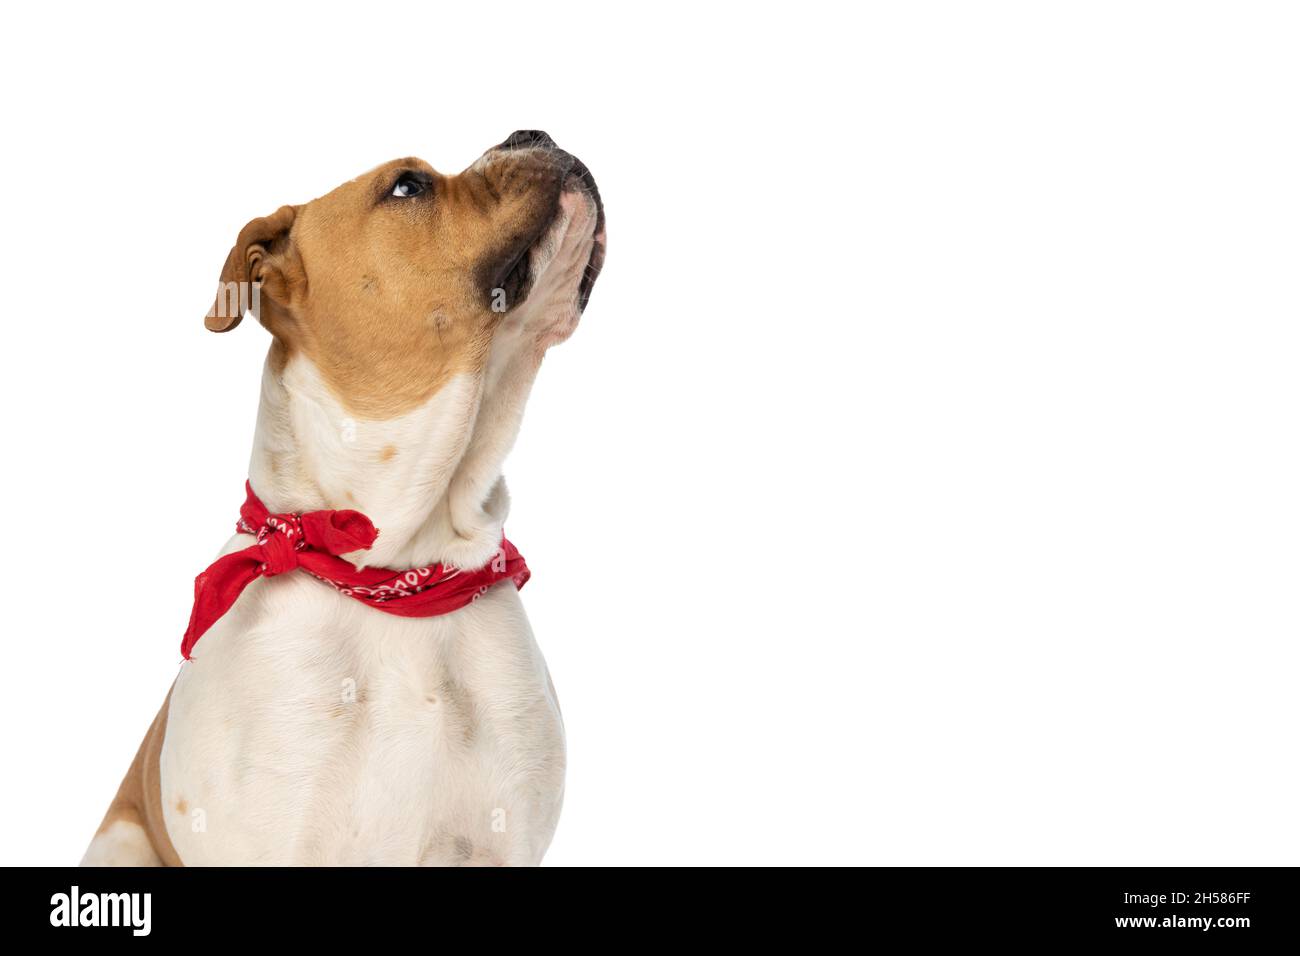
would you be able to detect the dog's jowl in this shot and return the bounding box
[81,132,605,867]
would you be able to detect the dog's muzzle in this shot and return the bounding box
[494,129,606,311]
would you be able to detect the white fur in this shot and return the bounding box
[163,568,564,866]
[98,185,599,866]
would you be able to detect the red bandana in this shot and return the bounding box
[181,482,530,659]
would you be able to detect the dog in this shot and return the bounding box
[81,130,604,866]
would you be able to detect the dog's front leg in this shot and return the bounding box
[81,693,180,866]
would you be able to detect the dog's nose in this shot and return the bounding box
[497,129,557,151]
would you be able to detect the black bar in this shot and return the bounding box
[6,867,1294,943]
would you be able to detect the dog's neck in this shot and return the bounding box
[247,330,544,572]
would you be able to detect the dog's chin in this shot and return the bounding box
[516,176,604,319]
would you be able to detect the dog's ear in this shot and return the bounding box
[205,204,303,332]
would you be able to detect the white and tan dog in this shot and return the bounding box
[82,130,605,866]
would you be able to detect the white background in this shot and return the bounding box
[0,1,1296,866]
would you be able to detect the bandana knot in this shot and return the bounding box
[180,482,529,660]
[249,514,306,575]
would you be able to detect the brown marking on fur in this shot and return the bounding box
[436,678,478,747]
[453,835,474,862]
[379,444,397,462]
[93,690,183,867]
[209,154,569,419]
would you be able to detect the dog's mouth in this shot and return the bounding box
[494,241,533,311]
[560,155,605,311]
[488,131,605,314]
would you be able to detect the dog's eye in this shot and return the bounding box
[392,174,428,198]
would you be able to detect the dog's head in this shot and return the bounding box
[206,130,605,419]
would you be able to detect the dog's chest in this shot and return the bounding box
[159,569,565,866]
